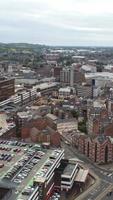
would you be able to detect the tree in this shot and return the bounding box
[78,120,87,134]
[71,110,79,119]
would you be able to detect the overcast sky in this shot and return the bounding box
[0,0,113,46]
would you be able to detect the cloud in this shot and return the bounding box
[0,0,113,45]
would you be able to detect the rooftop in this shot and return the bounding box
[85,72,113,80]
[17,111,32,119]
[62,163,78,177]
[0,139,64,200]
[0,77,14,82]
[46,113,58,121]
[0,113,15,136]
[59,87,73,93]
[75,169,89,183]
[33,82,59,90]
[57,120,78,134]
[34,149,64,181]
[104,65,113,70]
[81,65,96,72]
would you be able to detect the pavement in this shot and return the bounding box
[61,141,113,200]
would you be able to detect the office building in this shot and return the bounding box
[61,163,79,191]
[0,77,15,102]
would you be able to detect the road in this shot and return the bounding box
[61,141,113,200]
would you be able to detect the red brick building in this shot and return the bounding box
[20,117,60,147]
[87,106,109,136]
[72,132,113,164]
[85,136,113,164]
[0,77,15,101]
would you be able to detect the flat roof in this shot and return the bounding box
[33,82,59,90]
[17,111,32,119]
[57,120,77,134]
[62,163,78,177]
[0,139,63,200]
[46,113,58,121]
[0,77,14,83]
[0,113,15,136]
[35,149,64,180]
[75,169,89,183]
[59,87,72,92]
[0,113,8,129]
[85,72,113,80]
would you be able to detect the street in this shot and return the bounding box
[61,141,113,200]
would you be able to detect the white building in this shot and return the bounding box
[104,65,113,72]
[85,72,113,87]
[76,84,92,98]
[61,163,78,191]
[59,87,75,98]
[81,65,97,73]
[60,68,71,86]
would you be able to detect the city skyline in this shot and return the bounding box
[0,0,113,46]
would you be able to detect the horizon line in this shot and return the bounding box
[0,42,113,48]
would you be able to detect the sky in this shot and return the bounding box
[0,0,113,46]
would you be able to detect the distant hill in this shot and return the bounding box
[0,43,47,52]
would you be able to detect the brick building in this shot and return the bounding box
[72,132,113,164]
[87,105,109,136]
[53,66,62,81]
[85,136,113,164]
[0,77,15,101]
[18,115,60,147]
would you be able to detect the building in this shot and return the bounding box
[85,72,113,87]
[16,113,61,147]
[61,163,79,191]
[34,149,64,200]
[87,102,108,136]
[59,87,75,98]
[104,65,113,72]
[73,70,85,85]
[0,88,39,108]
[57,119,78,136]
[0,61,9,73]
[76,84,92,98]
[60,68,71,86]
[85,136,113,164]
[55,159,89,194]
[53,66,62,81]
[44,53,60,61]
[61,125,113,164]
[0,77,15,102]
[0,139,64,200]
[0,112,16,139]
[60,67,85,87]
[33,82,59,96]
[0,139,90,200]
[81,65,97,73]
[46,113,58,130]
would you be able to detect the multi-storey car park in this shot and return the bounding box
[0,139,64,200]
[0,139,90,200]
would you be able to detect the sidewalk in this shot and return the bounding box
[95,184,113,200]
[97,163,113,171]
[75,170,100,200]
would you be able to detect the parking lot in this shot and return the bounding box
[0,139,56,200]
[0,140,26,178]
[0,141,45,187]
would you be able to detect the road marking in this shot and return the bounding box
[95,184,113,200]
